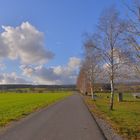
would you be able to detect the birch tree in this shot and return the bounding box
[77,35,101,99]
[123,0,140,74]
[83,35,101,100]
[98,7,127,110]
[77,66,88,95]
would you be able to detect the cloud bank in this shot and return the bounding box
[20,57,81,85]
[0,72,29,84]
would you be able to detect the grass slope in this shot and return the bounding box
[0,92,71,127]
[85,93,140,140]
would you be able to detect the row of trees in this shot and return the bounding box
[77,1,140,110]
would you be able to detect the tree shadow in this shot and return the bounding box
[122,100,140,103]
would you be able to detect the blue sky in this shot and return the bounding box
[0,0,133,84]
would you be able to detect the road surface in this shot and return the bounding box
[0,93,105,140]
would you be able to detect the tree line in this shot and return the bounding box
[77,1,140,110]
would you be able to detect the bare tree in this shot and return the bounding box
[123,0,140,74]
[83,36,101,99]
[97,7,128,110]
[77,66,88,95]
[77,35,101,99]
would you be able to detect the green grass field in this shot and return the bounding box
[0,92,71,127]
[85,93,140,139]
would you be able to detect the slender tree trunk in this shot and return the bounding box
[110,45,114,110]
[110,76,114,110]
[90,82,94,100]
[83,76,87,95]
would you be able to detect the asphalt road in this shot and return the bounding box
[0,93,105,140]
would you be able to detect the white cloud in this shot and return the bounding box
[0,63,6,71]
[20,57,81,85]
[0,22,54,64]
[0,72,30,84]
[68,57,81,70]
[54,57,81,75]
[0,37,9,59]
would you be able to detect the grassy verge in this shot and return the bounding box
[84,93,140,140]
[0,92,72,127]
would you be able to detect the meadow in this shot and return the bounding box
[85,93,140,139]
[0,92,71,127]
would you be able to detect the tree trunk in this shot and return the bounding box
[90,81,95,100]
[110,44,114,110]
[110,78,114,110]
[90,85,94,99]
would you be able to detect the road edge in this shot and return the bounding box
[80,93,124,140]
[79,93,107,140]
